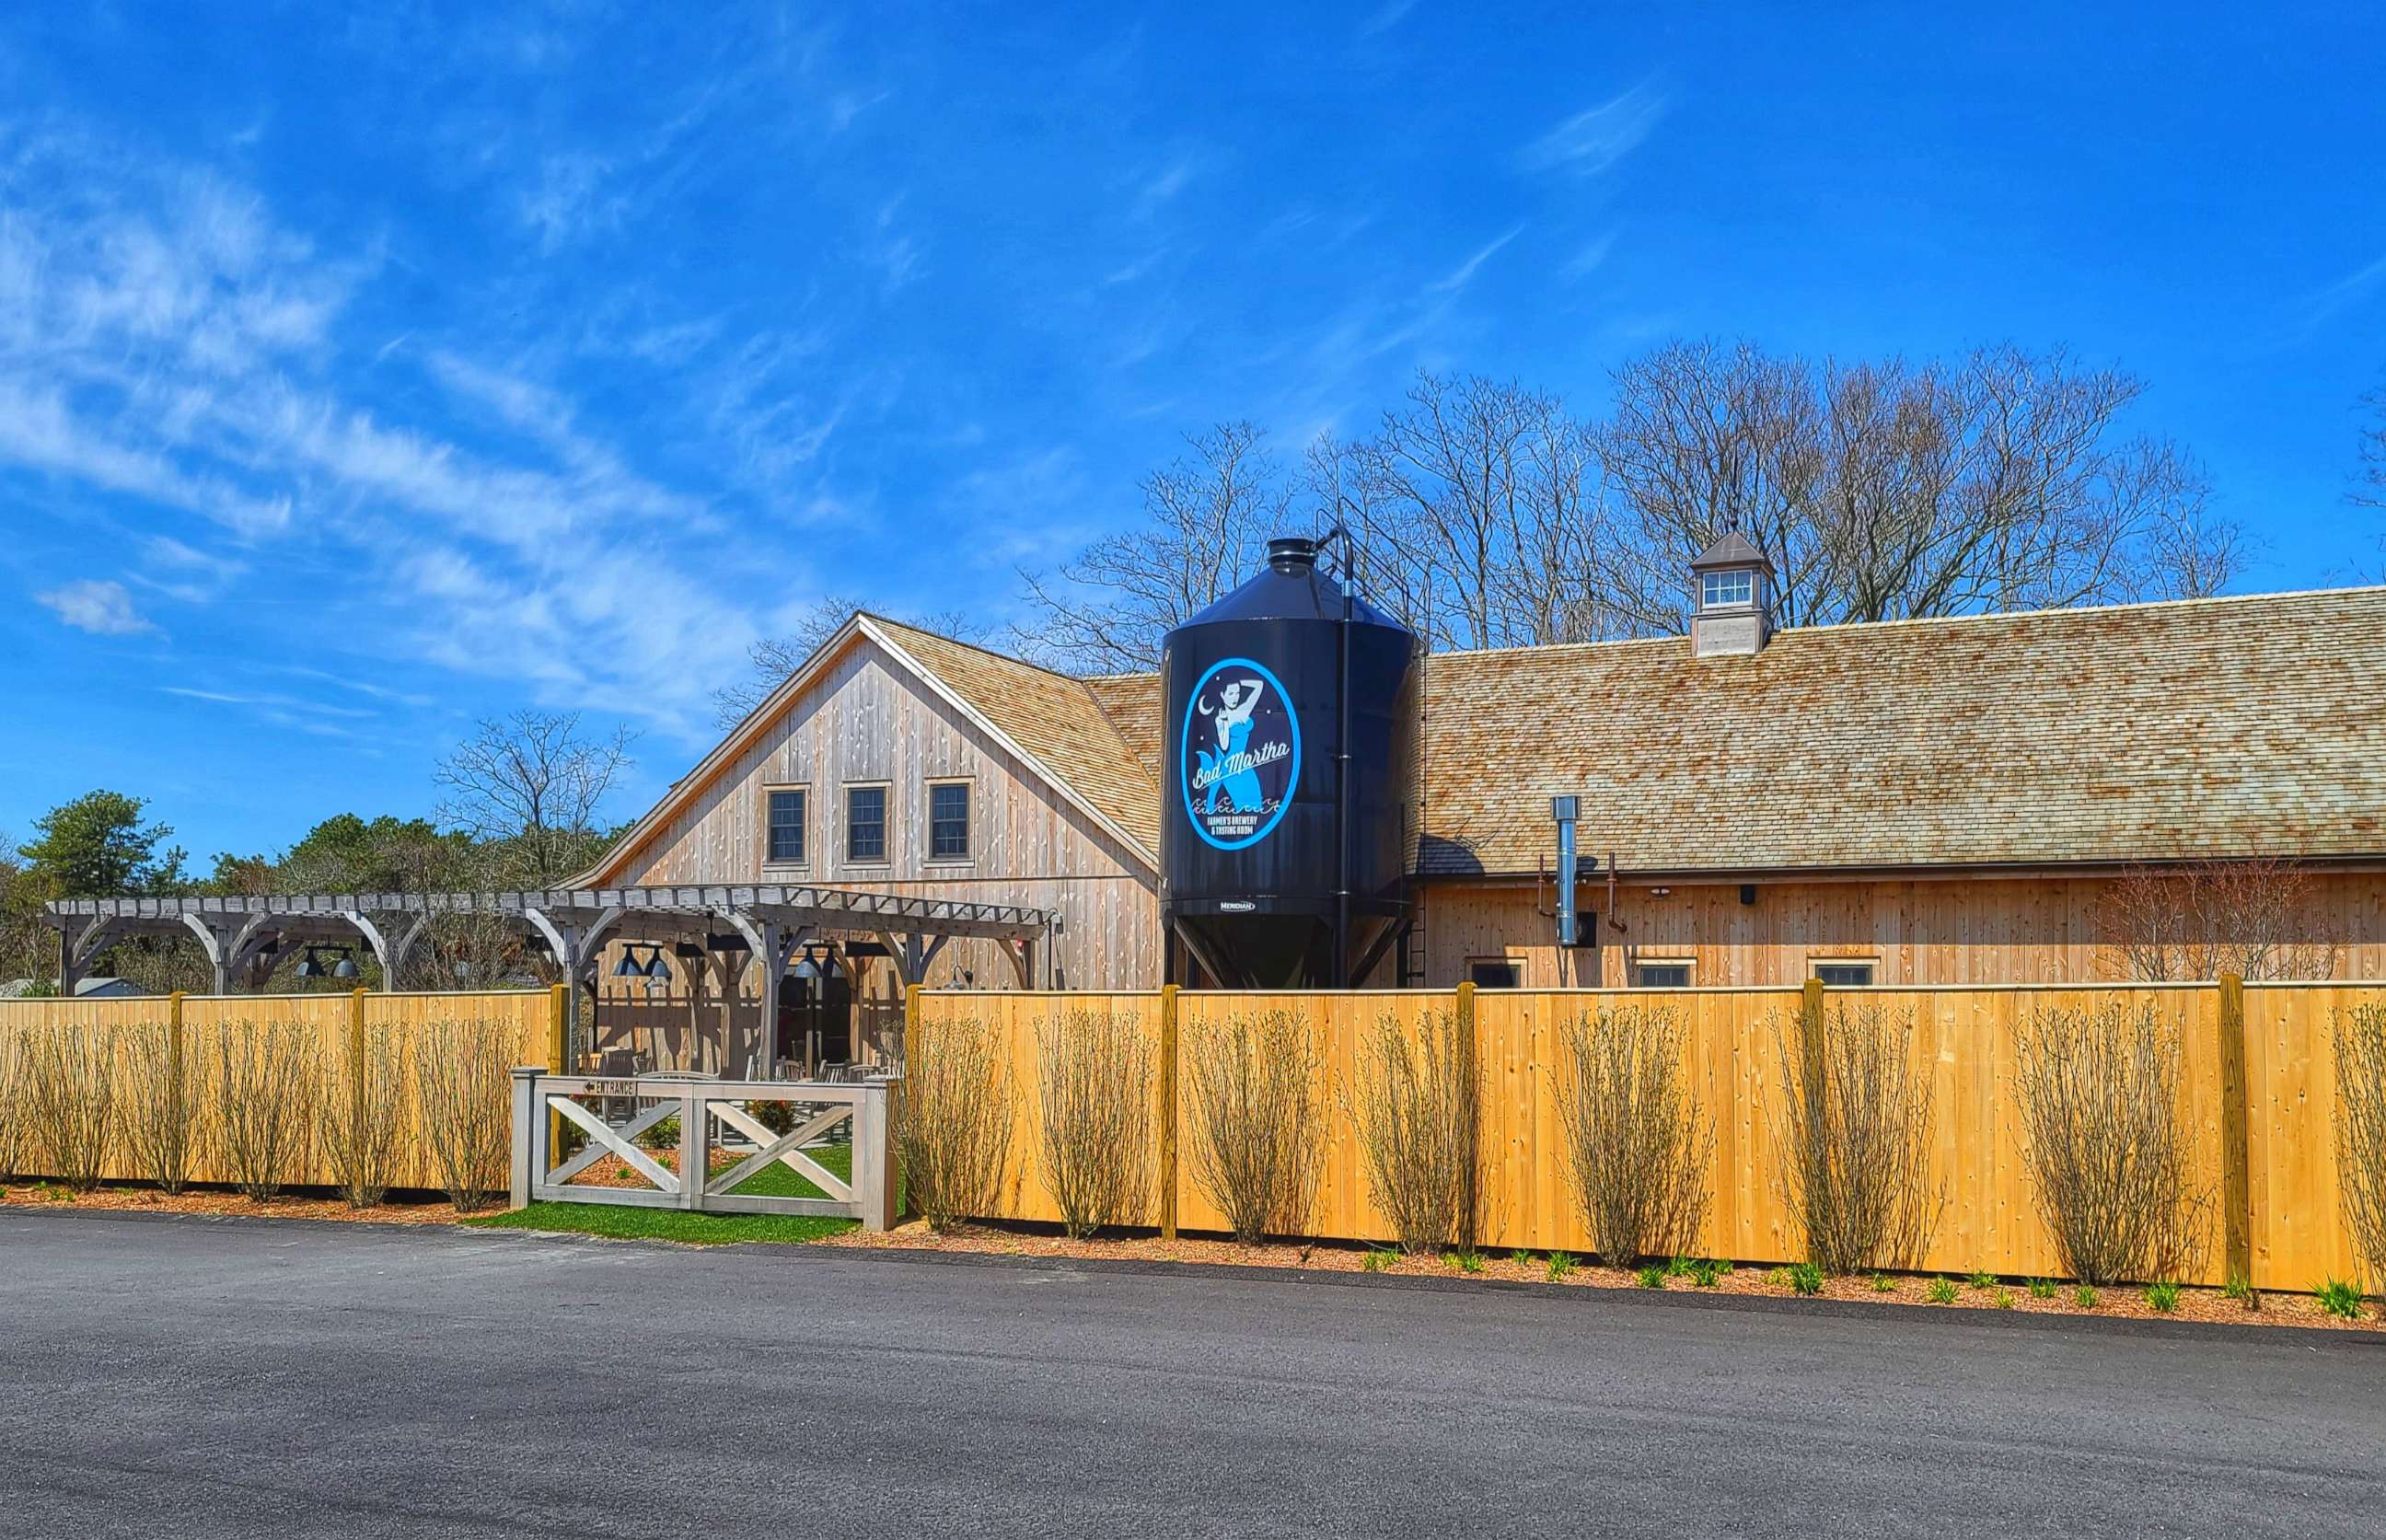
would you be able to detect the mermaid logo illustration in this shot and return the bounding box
[1179,657,1300,851]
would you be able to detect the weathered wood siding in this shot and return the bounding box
[606,634,1160,992]
[1419,873,2386,988]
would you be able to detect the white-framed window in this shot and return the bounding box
[1635,959,1694,989]
[1811,958,1878,987]
[763,785,807,866]
[1700,569,1754,609]
[844,783,889,864]
[927,780,972,863]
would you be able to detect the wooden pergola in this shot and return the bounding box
[45,884,1052,1074]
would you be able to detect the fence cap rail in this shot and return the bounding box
[529,1072,890,1100]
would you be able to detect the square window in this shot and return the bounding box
[1636,962,1692,988]
[1813,960,1877,987]
[846,785,887,863]
[765,789,805,864]
[929,782,971,861]
[1469,959,1523,990]
[1701,569,1753,609]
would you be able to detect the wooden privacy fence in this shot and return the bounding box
[0,988,561,1191]
[910,979,2382,1290]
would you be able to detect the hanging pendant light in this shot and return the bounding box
[610,946,645,978]
[295,947,322,979]
[643,948,673,980]
[332,949,360,979]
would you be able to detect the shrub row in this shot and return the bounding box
[896,1001,2386,1291]
[0,1016,518,1211]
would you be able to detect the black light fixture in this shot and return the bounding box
[643,948,673,980]
[332,948,361,979]
[295,946,322,978]
[610,946,647,978]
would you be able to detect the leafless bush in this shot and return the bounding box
[22,1024,117,1190]
[1346,1007,1479,1255]
[2013,1003,2209,1284]
[0,1025,28,1179]
[1774,1003,1941,1272]
[2095,857,2338,982]
[214,1019,323,1201]
[1036,1010,1154,1238]
[322,1025,411,1208]
[896,1015,1013,1229]
[412,1017,515,1212]
[1182,1011,1324,1245]
[2334,1003,2386,1287]
[1553,1007,1711,1268]
[122,1020,200,1194]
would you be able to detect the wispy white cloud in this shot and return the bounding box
[1562,233,1616,281]
[38,578,159,636]
[1518,82,1668,179]
[1359,1,1419,37]
[517,153,624,252]
[2292,251,2386,331]
[1430,225,1525,294]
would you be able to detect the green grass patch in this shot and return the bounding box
[468,1138,863,1245]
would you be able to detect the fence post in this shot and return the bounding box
[167,988,186,1106]
[508,1067,541,1210]
[547,982,569,1155]
[1158,984,1179,1242]
[854,1083,898,1232]
[347,988,369,1178]
[1799,975,1827,1135]
[1454,980,1478,1252]
[678,1083,708,1210]
[904,981,921,1064]
[2216,973,2253,1287]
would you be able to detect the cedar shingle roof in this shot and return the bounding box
[1048,587,2386,877]
[868,619,1162,859]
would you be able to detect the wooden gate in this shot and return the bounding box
[508,1070,898,1230]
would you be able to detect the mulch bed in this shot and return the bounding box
[2,1181,469,1225]
[811,1222,2383,1332]
[12,1178,2374,1334]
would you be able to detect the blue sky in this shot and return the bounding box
[3,3,2381,863]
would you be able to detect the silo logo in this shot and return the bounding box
[1180,657,1301,851]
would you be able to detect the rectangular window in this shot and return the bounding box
[1635,961,1693,988]
[1701,570,1753,609]
[765,788,806,865]
[845,785,887,863]
[1468,958,1523,990]
[1812,959,1878,987]
[928,782,971,862]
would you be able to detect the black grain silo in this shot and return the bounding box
[1160,533,1419,989]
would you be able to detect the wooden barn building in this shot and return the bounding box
[573,538,2386,1071]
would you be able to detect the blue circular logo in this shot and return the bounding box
[1179,657,1301,851]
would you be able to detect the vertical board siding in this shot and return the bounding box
[0,991,550,1191]
[916,982,2380,1289]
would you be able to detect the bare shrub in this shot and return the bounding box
[0,1025,28,1179]
[896,1015,1013,1229]
[214,1019,323,1200]
[322,1025,411,1208]
[1346,1007,1479,1255]
[2095,857,2338,982]
[1553,1007,1711,1268]
[1036,1010,1154,1238]
[2013,1002,2209,1284]
[1181,1011,1324,1245]
[2333,1002,2386,1287]
[23,1023,117,1189]
[122,1020,200,1194]
[413,1016,515,1212]
[1774,1003,1940,1273]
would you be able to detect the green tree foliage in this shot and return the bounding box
[17,791,186,897]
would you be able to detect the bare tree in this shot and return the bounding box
[2354,381,2385,513]
[2334,1003,2386,1289]
[2094,857,2339,982]
[1016,422,1291,672]
[1595,342,2237,631]
[434,711,637,884]
[712,600,985,727]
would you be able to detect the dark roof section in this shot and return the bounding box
[1689,528,1774,572]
